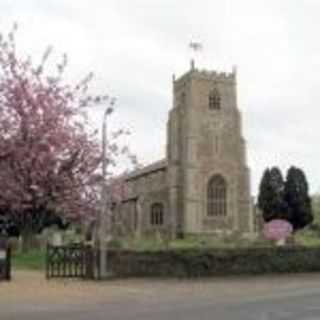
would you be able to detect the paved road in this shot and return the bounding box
[3,271,320,319]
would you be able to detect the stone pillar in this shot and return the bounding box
[135,197,143,238]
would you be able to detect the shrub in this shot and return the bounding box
[107,246,320,278]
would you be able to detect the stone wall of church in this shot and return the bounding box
[117,66,253,239]
[167,97,185,235]
[122,168,170,235]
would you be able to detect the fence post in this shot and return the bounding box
[46,243,51,280]
[6,246,11,281]
[84,246,91,279]
[96,248,100,280]
[0,235,10,281]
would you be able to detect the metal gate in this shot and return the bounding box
[46,244,95,279]
[0,237,11,281]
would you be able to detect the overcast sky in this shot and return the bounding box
[1,0,320,195]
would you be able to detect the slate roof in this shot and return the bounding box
[124,159,167,181]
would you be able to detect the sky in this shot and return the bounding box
[0,0,320,195]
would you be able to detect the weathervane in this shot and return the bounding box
[189,41,203,70]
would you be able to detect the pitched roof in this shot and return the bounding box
[125,159,167,181]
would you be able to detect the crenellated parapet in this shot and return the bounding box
[173,66,236,92]
[193,68,236,81]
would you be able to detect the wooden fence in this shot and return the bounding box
[46,244,95,279]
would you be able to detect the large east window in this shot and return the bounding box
[207,174,227,216]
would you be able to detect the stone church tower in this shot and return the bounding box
[117,63,253,237]
[167,63,252,235]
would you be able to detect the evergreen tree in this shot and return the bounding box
[284,166,313,230]
[258,167,285,222]
[258,168,271,217]
[269,166,286,216]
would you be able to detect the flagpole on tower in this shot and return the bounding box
[189,41,203,70]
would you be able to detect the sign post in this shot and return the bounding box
[263,219,293,246]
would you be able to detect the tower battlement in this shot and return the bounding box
[194,69,236,81]
[173,66,236,90]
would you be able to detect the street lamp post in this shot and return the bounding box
[98,98,115,279]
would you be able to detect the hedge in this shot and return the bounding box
[105,246,320,278]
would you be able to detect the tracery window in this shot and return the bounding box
[151,203,164,226]
[209,89,221,110]
[207,174,227,216]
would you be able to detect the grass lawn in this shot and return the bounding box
[295,229,320,247]
[12,249,46,271]
[115,228,320,251]
[111,234,273,251]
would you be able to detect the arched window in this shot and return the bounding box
[209,89,221,110]
[151,203,164,226]
[207,175,227,216]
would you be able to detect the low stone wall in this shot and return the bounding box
[106,247,320,278]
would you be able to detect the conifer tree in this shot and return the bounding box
[284,166,313,230]
[258,167,285,222]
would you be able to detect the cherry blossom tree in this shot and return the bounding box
[0,24,134,251]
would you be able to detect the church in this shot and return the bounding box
[117,61,254,237]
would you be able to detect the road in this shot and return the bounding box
[2,271,320,319]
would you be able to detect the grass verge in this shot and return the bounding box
[12,249,45,271]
